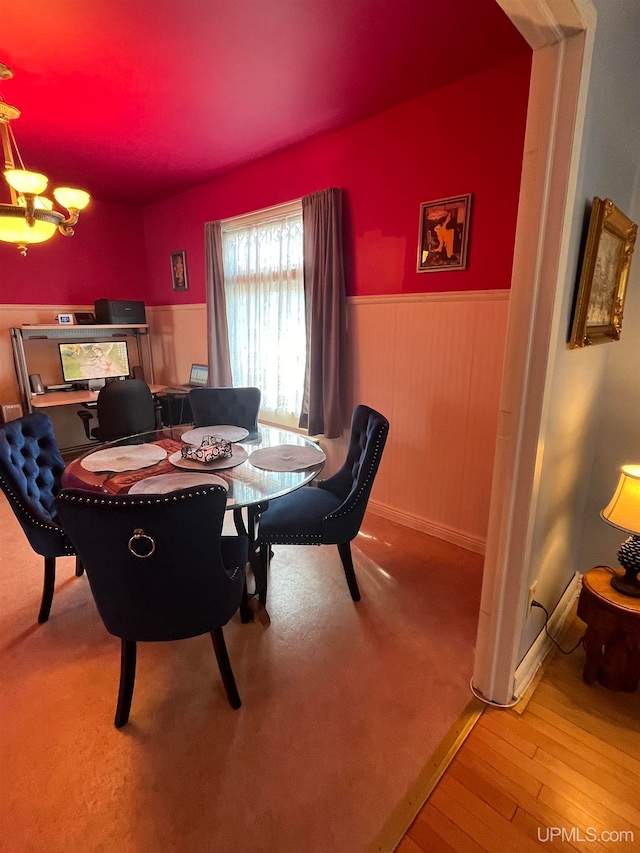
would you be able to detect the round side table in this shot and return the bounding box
[577,567,640,692]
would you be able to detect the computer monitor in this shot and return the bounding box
[58,341,131,385]
[189,363,208,386]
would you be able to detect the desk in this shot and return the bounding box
[31,385,166,409]
[31,385,168,458]
[577,567,640,692]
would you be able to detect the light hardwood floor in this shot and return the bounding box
[398,621,640,853]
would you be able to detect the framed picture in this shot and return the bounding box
[55,313,74,325]
[171,250,189,291]
[417,193,472,273]
[569,198,637,348]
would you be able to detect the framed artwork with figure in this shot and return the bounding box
[417,194,472,273]
[171,250,189,291]
[569,198,637,348]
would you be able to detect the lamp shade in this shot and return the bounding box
[0,209,59,245]
[4,169,49,195]
[53,187,90,211]
[601,464,640,534]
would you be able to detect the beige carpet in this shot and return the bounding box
[0,497,483,852]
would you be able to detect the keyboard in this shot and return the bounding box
[160,386,190,395]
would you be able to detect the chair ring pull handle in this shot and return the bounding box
[128,528,156,559]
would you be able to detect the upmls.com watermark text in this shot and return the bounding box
[537,827,634,843]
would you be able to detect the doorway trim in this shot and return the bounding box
[472,0,597,704]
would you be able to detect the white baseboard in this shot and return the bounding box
[366,499,486,555]
[513,571,582,699]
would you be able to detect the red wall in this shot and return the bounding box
[1,52,530,308]
[142,52,531,304]
[0,198,149,305]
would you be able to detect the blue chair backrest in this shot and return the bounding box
[56,485,246,642]
[189,387,261,435]
[0,413,71,556]
[319,405,389,540]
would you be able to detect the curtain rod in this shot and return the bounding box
[221,197,302,226]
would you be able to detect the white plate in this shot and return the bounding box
[248,444,326,472]
[81,444,167,473]
[181,425,249,445]
[128,472,228,495]
[168,445,248,471]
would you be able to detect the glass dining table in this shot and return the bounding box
[62,423,326,620]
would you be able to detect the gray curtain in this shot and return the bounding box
[299,188,347,439]
[204,220,233,386]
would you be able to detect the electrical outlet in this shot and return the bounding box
[527,581,538,611]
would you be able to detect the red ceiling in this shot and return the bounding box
[1,0,527,206]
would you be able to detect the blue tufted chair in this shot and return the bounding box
[188,386,261,439]
[256,405,389,603]
[189,385,263,542]
[0,412,83,623]
[56,484,248,727]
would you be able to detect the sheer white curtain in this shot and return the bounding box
[222,205,305,419]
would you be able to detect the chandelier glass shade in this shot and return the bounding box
[0,64,90,256]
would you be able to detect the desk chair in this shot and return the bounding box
[77,378,161,442]
[0,413,83,623]
[257,405,389,603]
[56,484,248,727]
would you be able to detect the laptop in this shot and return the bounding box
[163,363,209,393]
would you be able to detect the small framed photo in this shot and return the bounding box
[170,250,189,291]
[569,198,637,348]
[417,194,472,273]
[56,313,74,325]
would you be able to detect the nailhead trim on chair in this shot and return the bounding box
[259,421,388,546]
[324,423,388,523]
[0,474,75,553]
[265,534,323,544]
[58,485,226,507]
[59,485,243,572]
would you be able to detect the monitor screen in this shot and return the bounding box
[189,363,209,386]
[58,341,131,382]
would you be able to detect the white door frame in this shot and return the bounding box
[473,0,597,704]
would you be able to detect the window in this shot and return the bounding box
[222,202,305,424]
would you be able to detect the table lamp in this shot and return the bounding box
[600,464,640,597]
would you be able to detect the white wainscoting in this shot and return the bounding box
[146,293,511,553]
[348,291,510,553]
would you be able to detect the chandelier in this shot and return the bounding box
[0,63,90,256]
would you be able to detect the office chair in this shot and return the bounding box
[56,484,248,727]
[77,378,161,442]
[188,386,261,438]
[0,412,83,623]
[257,405,389,603]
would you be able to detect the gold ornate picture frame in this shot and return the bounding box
[569,198,637,348]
